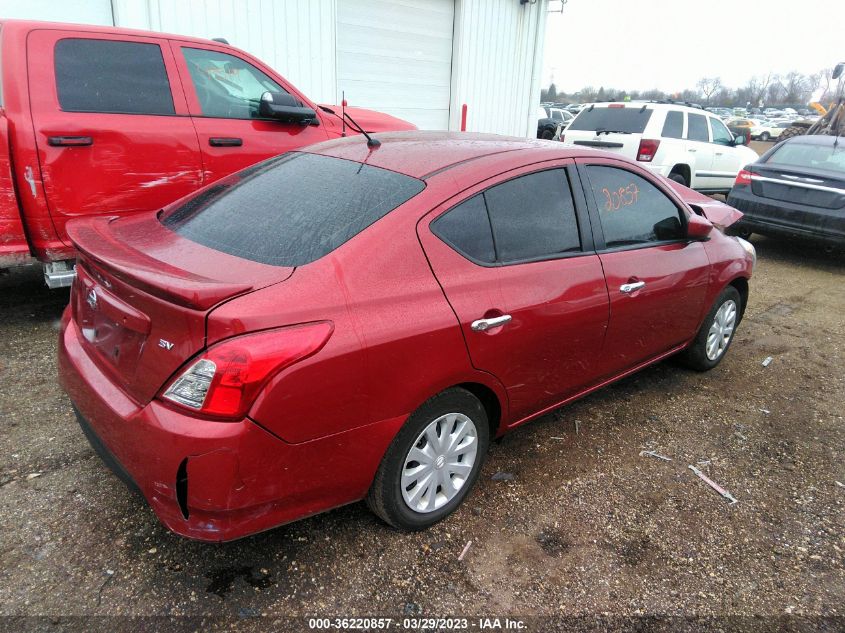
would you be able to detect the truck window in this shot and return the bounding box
[54,39,175,115]
[182,47,290,120]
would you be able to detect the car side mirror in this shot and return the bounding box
[259,91,318,125]
[686,213,713,240]
[733,134,748,146]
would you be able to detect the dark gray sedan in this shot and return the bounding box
[727,135,845,247]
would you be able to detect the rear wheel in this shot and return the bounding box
[540,129,555,140]
[668,172,688,186]
[680,286,741,371]
[366,388,490,530]
[760,132,770,141]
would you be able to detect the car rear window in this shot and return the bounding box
[766,142,845,174]
[567,106,653,134]
[162,153,425,266]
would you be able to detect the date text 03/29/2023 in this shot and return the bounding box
[307,616,527,630]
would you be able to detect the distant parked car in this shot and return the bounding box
[548,107,574,127]
[537,106,559,140]
[563,101,758,193]
[726,118,763,138]
[751,121,791,141]
[727,135,845,246]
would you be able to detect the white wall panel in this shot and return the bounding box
[449,0,547,137]
[111,0,337,104]
[0,0,113,25]
[336,0,454,130]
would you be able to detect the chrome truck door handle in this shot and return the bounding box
[471,315,512,331]
[620,281,646,293]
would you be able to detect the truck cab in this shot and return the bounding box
[0,20,414,287]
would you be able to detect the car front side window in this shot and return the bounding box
[182,47,289,120]
[584,165,685,248]
[709,117,733,145]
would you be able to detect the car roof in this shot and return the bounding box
[583,101,708,114]
[0,18,234,49]
[302,131,615,179]
[781,134,845,146]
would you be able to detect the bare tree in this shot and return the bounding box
[696,77,722,104]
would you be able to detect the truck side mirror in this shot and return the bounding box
[259,91,318,125]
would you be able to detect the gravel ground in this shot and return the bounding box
[1,221,843,630]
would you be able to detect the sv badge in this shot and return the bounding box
[158,339,175,351]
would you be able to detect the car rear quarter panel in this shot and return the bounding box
[208,190,506,445]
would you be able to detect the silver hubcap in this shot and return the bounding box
[706,299,737,361]
[401,413,478,513]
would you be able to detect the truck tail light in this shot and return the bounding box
[160,322,333,420]
[636,139,660,162]
[735,169,753,186]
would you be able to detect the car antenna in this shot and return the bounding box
[340,97,381,148]
[341,91,347,137]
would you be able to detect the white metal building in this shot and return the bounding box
[1,0,548,136]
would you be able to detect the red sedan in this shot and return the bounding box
[58,132,755,542]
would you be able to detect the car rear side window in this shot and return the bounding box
[484,169,581,262]
[661,111,683,138]
[54,39,175,115]
[585,165,684,248]
[432,195,496,263]
[162,153,425,266]
[687,113,710,142]
[568,106,653,133]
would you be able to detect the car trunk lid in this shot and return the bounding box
[67,213,293,403]
[749,164,845,209]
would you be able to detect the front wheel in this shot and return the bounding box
[680,286,741,371]
[366,388,490,530]
[760,132,770,141]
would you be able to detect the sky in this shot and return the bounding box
[542,0,844,95]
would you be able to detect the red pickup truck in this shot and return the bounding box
[0,20,414,287]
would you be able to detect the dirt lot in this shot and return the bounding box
[1,184,844,629]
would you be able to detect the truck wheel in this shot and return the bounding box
[366,388,489,530]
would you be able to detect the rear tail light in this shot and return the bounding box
[735,169,753,186]
[160,321,333,420]
[636,138,660,162]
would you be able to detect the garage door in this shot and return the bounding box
[0,0,113,25]
[336,0,454,130]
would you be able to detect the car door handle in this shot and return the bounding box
[687,148,697,153]
[47,136,93,147]
[209,137,243,147]
[715,152,724,156]
[620,281,646,293]
[471,315,512,332]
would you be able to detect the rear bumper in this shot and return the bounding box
[727,188,845,245]
[58,308,397,542]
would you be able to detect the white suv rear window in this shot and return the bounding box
[568,106,653,134]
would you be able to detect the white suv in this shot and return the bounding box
[562,102,759,194]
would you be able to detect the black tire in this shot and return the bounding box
[777,125,805,141]
[668,172,688,186]
[760,132,770,141]
[366,387,490,530]
[679,286,742,371]
[540,129,555,140]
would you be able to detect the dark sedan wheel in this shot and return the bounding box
[367,388,489,530]
[680,286,741,371]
